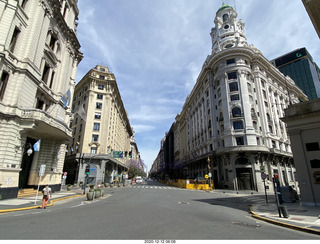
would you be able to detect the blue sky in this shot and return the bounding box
[75,0,320,171]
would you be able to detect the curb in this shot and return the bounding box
[249,205,320,235]
[0,194,84,213]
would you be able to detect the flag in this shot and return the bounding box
[33,139,41,151]
[76,104,86,121]
[61,89,71,108]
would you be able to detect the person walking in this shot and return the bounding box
[42,184,52,209]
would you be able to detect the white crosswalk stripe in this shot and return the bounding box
[130,185,185,190]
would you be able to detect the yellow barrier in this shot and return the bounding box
[161,179,213,190]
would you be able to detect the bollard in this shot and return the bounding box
[280,205,289,218]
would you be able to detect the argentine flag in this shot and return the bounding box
[33,139,41,151]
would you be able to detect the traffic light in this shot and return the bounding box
[85,166,90,175]
[125,151,128,157]
[129,151,132,158]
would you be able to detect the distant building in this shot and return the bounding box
[0,0,82,199]
[282,98,320,206]
[302,0,320,39]
[64,65,138,186]
[271,47,320,100]
[153,3,308,193]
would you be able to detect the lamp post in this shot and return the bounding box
[207,157,212,188]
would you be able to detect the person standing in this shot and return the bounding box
[42,185,52,209]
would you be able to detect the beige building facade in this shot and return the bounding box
[64,65,138,186]
[0,0,82,199]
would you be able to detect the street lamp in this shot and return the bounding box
[27,148,33,156]
[207,157,212,188]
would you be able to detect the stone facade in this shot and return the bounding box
[282,98,320,206]
[154,4,308,193]
[0,0,82,199]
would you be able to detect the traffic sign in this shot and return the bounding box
[205,174,209,179]
[261,172,267,180]
[112,151,123,158]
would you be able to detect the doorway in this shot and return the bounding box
[236,168,254,190]
[19,137,36,189]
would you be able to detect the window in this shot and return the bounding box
[233,121,244,130]
[229,82,238,92]
[227,71,237,80]
[306,142,319,151]
[230,94,240,101]
[98,84,104,90]
[226,59,235,65]
[93,123,100,131]
[232,107,242,117]
[9,27,20,52]
[49,35,57,51]
[0,71,9,100]
[269,125,273,134]
[97,94,103,99]
[49,71,55,89]
[99,75,105,80]
[36,99,44,110]
[21,0,28,9]
[236,137,244,145]
[42,63,50,84]
[94,112,101,119]
[223,14,229,22]
[96,102,102,109]
[92,134,99,142]
[100,68,105,72]
[91,147,97,154]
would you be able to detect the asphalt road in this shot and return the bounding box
[0,181,319,240]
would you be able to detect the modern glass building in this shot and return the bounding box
[272,48,320,100]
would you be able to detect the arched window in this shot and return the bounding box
[232,107,242,117]
[223,14,229,22]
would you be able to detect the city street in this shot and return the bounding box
[0,181,319,240]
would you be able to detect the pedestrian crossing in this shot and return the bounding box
[129,185,185,190]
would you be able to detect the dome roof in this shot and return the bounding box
[217,2,233,13]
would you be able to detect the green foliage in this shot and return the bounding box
[128,159,146,179]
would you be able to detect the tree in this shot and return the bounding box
[128,159,146,179]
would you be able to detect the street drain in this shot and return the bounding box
[178,202,190,205]
[231,222,261,228]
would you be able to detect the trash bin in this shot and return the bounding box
[280,205,289,218]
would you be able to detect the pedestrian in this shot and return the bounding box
[42,184,52,209]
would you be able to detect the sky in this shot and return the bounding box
[75,0,320,171]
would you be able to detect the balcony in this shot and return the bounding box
[20,108,72,139]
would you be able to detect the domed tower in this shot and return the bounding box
[210,3,247,54]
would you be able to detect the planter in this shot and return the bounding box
[67,185,72,191]
[104,183,109,187]
[87,192,94,201]
[101,190,105,197]
[94,190,101,198]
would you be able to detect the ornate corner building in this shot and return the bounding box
[154,4,308,192]
[0,0,82,199]
[64,65,139,186]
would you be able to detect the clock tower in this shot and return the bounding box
[210,3,247,55]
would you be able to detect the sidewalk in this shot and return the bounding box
[0,186,85,213]
[212,189,320,235]
[251,200,320,235]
